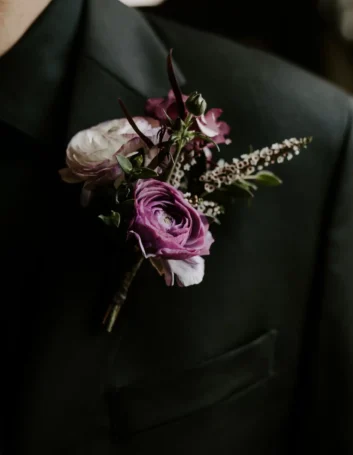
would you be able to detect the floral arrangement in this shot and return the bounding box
[60,51,312,332]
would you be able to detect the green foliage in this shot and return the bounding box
[99,210,121,228]
[233,178,258,197]
[253,171,282,186]
[131,167,158,179]
[116,155,133,174]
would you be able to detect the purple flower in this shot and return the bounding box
[145,90,231,146]
[196,109,231,145]
[145,90,188,123]
[129,179,214,286]
[59,117,163,188]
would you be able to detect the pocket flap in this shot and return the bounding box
[106,329,277,437]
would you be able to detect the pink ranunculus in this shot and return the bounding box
[196,108,231,145]
[129,179,214,287]
[145,90,231,146]
[59,117,162,187]
[145,90,188,123]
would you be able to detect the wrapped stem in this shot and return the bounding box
[103,255,144,332]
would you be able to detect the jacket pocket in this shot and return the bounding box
[106,329,277,439]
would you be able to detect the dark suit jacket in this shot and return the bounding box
[1,0,353,454]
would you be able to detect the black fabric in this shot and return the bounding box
[0,0,84,145]
[107,330,276,438]
[0,0,353,454]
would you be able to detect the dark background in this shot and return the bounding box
[139,0,353,93]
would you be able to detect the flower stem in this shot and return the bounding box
[166,141,184,184]
[103,255,144,332]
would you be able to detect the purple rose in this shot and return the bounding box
[145,90,231,147]
[129,179,214,286]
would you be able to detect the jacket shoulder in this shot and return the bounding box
[146,13,351,156]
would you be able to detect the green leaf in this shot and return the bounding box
[110,211,121,227]
[98,214,111,226]
[163,109,174,126]
[241,178,258,191]
[116,155,133,174]
[113,176,124,189]
[98,210,121,228]
[233,179,257,197]
[132,167,158,179]
[253,171,282,186]
[194,133,220,152]
[130,152,144,168]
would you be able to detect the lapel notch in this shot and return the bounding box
[68,0,186,138]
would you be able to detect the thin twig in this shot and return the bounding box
[167,50,186,120]
[118,99,154,148]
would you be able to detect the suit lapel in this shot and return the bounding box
[68,0,186,139]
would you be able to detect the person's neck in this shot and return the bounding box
[0,0,52,57]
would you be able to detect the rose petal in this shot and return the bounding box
[58,168,83,183]
[196,117,218,138]
[145,90,188,122]
[116,137,144,157]
[62,117,164,187]
[199,231,215,256]
[150,256,205,287]
[129,230,152,258]
[129,179,214,260]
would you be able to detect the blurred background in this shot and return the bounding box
[121,0,353,94]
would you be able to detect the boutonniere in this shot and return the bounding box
[59,51,312,332]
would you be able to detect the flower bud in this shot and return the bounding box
[186,91,207,116]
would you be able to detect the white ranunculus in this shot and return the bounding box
[59,117,162,187]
